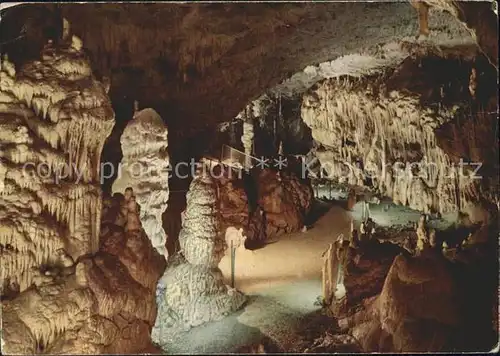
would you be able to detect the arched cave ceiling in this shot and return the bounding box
[0,2,497,142]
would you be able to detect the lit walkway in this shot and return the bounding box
[159,205,349,354]
[160,198,454,353]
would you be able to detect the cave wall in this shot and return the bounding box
[0,36,165,354]
[212,94,312,158]
[217,163,313,248]
[0,37,114,293]
[301,49,497,222]
[0,3,497,353]
[1,2,478,134]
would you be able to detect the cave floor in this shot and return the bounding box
[160,199,456,354]
[160,205,350,354]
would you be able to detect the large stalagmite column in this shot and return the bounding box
[152,169,246,344]
[112,108,170,258]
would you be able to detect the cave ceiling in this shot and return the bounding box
[0,1,497,140]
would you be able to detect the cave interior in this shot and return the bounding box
[0,1,499,354]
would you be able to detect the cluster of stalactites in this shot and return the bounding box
[301,76,477,215]
[1,39,114,184]
[0,37,114,294]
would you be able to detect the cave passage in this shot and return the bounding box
[0,1,498,355]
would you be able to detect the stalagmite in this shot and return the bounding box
[125,195,142,232]
[153,168,246,345]
[112,108,170,258]
[321,243,339,306]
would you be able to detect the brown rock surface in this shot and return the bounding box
[1,193,166,354]
[255,168,313,238]
[0,39,165,352]
[339,251,464,352]
[337,241,402,313]
[216,165,313,248]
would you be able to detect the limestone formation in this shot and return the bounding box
[152,169,246,346]
[215,164,313,248]
[337,230,497,352]
[255,168,313,238]
[415,214,434,255]
[242,121,254,170]
[218,173,262,243]
[339,253,461,352]
[112,108,170,258]
[1,40,164,354]
[0,39,114,294]
[321,241,341,306]
[301,54,493,227]
[225,226,247,250]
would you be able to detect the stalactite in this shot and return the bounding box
[1,36,114,296]
[301,73,481,216]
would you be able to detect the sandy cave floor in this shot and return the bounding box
[160,198,454,354]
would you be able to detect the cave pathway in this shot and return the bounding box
[161,204,350,354]
[161,198,457,354]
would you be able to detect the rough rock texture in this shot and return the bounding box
[384,255,461,351]
[214,94,313,163]
[195,158,314,249]
[301,49,497,222]
[1,38,165,354]
[153,170,246,345]
[327,240,403,315]
[336,228,498,353]
[1,189,166,354]
[424,0,499,68]
[112,108,170,258]
[255,167,314,238]
[217,170,268,247]
[215,164,313,248]
[48,3,484,128]
[0,38,114,294]
[376,253,460,351]
[4,3,491,169]
[337,251,460,352]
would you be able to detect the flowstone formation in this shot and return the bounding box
[153,170,246,345]
[217,168,267,246]
[112,108,170,258]
[2,191,166,354]
[301,49,495,224]
[0,37,164,354]
[325,213,498,352]
[0,37,114,295]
